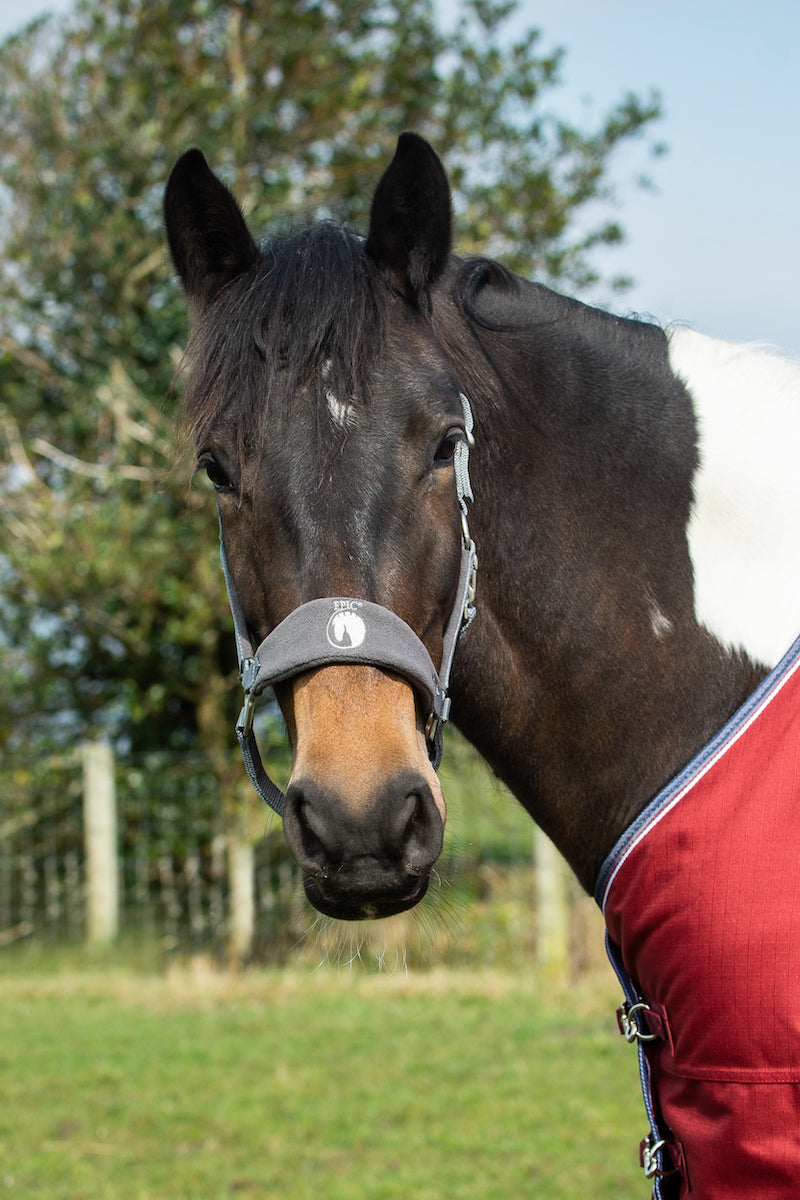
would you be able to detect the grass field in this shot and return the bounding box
[0,955,647,1200]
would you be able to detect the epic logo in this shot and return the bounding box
[326,602,366,649]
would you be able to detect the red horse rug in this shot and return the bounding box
[596,636,800,1198]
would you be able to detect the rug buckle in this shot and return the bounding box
[617,999,658,1043]
[640,1135,667,1178]
[640,1134,686,1183]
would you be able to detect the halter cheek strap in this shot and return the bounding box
[219,393,477,817]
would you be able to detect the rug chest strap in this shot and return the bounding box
[606,933,687,1198]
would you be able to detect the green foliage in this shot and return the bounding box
[0,0,662,757]
[0,363,228,754]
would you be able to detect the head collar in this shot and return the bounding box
[218,393,477,816]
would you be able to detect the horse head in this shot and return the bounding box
[165,135,471,920]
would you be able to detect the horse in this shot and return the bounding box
[164,133,800,1198]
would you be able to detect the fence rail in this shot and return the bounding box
[0,737,604,972]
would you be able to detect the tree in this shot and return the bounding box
[0,0,662,764]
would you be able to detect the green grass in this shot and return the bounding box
[0,961,647,1200]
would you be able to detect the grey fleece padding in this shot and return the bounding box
[248,598,444,714]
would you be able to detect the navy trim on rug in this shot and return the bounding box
[594,632,800,908]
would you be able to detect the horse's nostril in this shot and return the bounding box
[299,802,326,864]
[284,789,331,876]
[403,794,424,842]
[399,788,442,869]
[282,773,444,919]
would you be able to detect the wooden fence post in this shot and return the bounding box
[81,741,119,946]
[534,826,569,980]
[228,836,255,963]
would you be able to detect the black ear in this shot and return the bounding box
[164,149,259,311]
[365,132,452,304]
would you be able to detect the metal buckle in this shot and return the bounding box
[425,696,451,748]
[236,694,255,739]
[640,1134,681,1180]
[641,1135,667,1178]
[460,505,472,550]
[465,545,477,611]
[424,712,438,744]
[236,657,260,739]
[240,657,259,691]
[618,1000,658,1043]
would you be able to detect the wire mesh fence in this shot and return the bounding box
[0,734,606,972]
[0,744,295,955]
[0,754,84,947]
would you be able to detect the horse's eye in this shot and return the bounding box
[434,434,460,465]
[197,455,232,492]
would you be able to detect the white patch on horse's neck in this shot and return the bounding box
[645,590,674,639]
[669,326,800,668]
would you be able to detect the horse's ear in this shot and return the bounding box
[366,132,452,304]
[164,149,259,311]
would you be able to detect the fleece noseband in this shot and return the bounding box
[218,394,477,817]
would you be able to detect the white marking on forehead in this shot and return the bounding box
[321,358,356,430]
[326,388,356,430]
[669,326,800,667]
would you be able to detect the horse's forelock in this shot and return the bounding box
[178,223,386,469]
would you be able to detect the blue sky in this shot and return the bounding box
[2,0,798,356]
[515,0,800,357]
